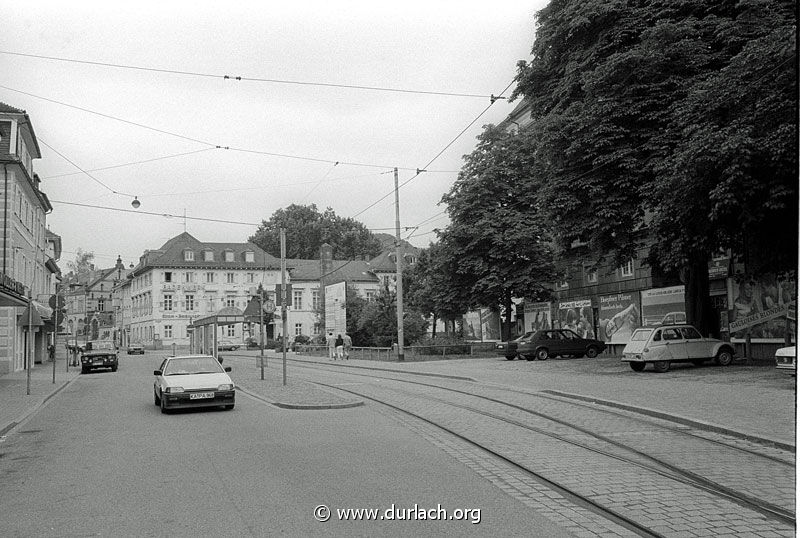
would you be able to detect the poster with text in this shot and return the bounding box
[324,281,347,336]
[641,286,685,327]
[598,292,642,344]
[523,302,552,333]
[480,309,501,341]
[557,299,595,339]
[727,274,796,342]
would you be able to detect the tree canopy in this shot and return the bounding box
[249,204,382,260]
[66,248,95,276]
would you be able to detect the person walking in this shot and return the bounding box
[335,334,344,360]
[342,333,352,360]
[326,332,336,360]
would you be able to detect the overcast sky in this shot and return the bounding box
[2,0,548,270]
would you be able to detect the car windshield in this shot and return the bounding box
[163,357,223,376]
[93,341,115,350]
[630,329,653,341]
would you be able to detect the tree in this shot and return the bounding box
[512,0,797,335]
[439,125,555,339]
[357,285,428,347]
[249,204,382,260]
[66,248,95,277]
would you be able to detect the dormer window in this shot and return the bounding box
[245,251,255,263]
[224,250,235,262]
[203,250,214,262]
[184,250,194,262]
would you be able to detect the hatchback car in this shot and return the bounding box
[80,341,118,374]
[217,340,240,351]
[153,355,235,413]
[495,332,534,360]
[516,329,606,361]
[127,343,145,355]
[775,346,796,375]
[621,325,735,373]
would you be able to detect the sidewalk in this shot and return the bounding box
[0,359,80,437]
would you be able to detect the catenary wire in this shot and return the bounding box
[40,148,218,179]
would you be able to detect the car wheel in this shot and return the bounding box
[505,355,516,361]
[536,348,549,361]
[629,362,646,372]
[653,360,670,373]
[80,366,88,374]
[585,346,600,358]
[111,366,118,372]
[154,390,160,406]
[715,349,733,366]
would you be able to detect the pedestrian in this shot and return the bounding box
[335,334,344,360]
[343,333,352,360]
[48,344,55,362]
[326,332,336,359]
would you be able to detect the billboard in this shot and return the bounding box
[598,292,641,344]
[557,299,595,339]
[641,286,685,327]
[727,274,796,342]
[324,282,347,336]
[523,302,552,333]
[462,309,501,341]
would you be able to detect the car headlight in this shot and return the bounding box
[217,383,234,391]
[165,386,184,393]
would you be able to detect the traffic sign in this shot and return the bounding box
[263,299,276,314]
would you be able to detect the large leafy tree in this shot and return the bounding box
[249,204,382,260]
[513,0,797,335]
[358,285,428,347]
[66,248,95,277]
[440,125,555,340]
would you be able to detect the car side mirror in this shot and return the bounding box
[224,366,232,372]
[154,370,162,376]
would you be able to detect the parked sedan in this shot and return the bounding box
[216,340,240,351]
[494,332,534,360]
[154,355,235,413]
[516,329,606,361]
[127,343,145,355]
[621,325,735,373]
[775,346,796,375]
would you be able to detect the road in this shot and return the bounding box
[0,352,570,537]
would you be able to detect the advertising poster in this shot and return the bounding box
[462,310,481,341]
[641,286,685,327]
[727,273,796,342]
[324,282,347,336]
[557,299,595,339]
[598,292,642,344]
[523,302,552,333]
[480,309,501,341]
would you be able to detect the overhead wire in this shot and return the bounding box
[40,148,218,179]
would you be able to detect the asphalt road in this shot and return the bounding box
[0,352,571,537]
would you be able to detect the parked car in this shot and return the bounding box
[494,332,534,360]
[621,325,735,373]
[659,311,686,325]
[775,345,796,375]
[516,329,606,361]
[127,343,145,355]
[153,354,235,413]
[217,340,240,351]
[80,340,118,374]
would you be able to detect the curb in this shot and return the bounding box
[542,389,796,452]
[0,374,81,438]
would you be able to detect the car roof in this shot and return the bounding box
[167,354,216,360]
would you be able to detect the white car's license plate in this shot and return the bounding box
[190,392,214,399]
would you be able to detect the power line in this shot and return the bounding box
[40,148,217,179]
[0,50,507,101]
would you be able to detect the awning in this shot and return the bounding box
[191,307,245,328]
[17,300,50,327]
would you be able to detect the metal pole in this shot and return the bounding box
[394,167,405,361]
[27,291,32,395]
[281,228,287,386]
[259,290,265,380]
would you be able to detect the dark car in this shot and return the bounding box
[127,343,145,355]
[516,329,606,361]
[495,332,535,360]
[80,341,119,373]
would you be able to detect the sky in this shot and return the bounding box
[2,0,548,271]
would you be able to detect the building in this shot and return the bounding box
[0,103,58,374]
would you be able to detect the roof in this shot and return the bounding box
[366,246,420,273]
[0,102,25,114]
[0,102,42,158]
[288,258,377,283]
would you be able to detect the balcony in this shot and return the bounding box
[162,283,177,291]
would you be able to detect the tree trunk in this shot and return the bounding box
[502,289,513,341]
[684,254,715,337]
[431,314,438,338]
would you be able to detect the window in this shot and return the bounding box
[164,271,172,282]
[586,268,598,284]
[295,323,303,336]
[164,325,173,338]
[225,251,235,262]
[185,294,195,311]
[619,259,634,277]
[227,325,235,337]
[226,272,235,284]
[662,328,683,341]
[203,250,214,262]
[98,298,105,312]
[184,250,194,261]
[245,251,255,263]
[164,294,173,311]
[365,290,376,302]
[206,272,215,283]
[681,327,702,339]
[185,272,195,283]
[312,290,321,310]
[293,290,303,310]
[226,296,236,308]
[247,273,255,283]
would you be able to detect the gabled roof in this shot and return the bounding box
[0,102,42,158]
[288,259,377,284]
[367,246,420,273]
[0,102,25,114]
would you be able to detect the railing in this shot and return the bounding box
[293,342,498,361]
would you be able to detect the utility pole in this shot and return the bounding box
[394,167,405,361]
[280,228,288,385]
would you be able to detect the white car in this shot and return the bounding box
[775,346,796,375]
[153,355,235,413]
[621,325,736,373]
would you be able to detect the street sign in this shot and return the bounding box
[263,299,276,314]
